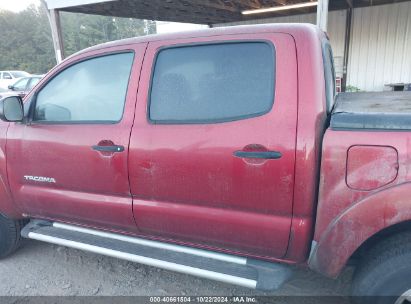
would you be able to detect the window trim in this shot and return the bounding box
[322,40,336,113]
[147,40,276,125]
[27,50,135,125]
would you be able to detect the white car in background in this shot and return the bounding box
[0,71,31,89]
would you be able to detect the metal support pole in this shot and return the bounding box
[41,0,64,64]
[342,7,353,92]
[316,0,329,31]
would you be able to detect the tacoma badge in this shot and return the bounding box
[24,176,56,183]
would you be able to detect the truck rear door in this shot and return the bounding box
[130,33,297,258]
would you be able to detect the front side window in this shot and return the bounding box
[34,52,134,123]
[3,72,12,80]
[149,42,275,123]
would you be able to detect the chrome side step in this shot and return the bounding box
[21,220,293,290]
[52,222,247,265]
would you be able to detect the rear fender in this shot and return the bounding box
[308,182,411,277]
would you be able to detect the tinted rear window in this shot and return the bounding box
[149,42,275,123]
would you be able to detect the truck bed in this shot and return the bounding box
[330,91,411,130]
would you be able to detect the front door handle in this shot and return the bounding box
[233,150,282,159]
[92,144,124,153]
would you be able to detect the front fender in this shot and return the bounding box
[0,122,20,218]
[308,182,411,277]
[0,174,19,218]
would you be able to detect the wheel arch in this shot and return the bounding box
[350,219,411,262]
[309,182,411,277]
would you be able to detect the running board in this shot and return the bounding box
[21,220,293,291]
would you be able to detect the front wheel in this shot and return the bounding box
[351,232,411,304]
[0,214,24,259]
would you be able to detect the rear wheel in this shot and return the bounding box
[0,214,24,258]
[351,232,411,304]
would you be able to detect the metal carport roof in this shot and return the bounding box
[45,0,404,24]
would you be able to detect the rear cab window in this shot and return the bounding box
[149,42,275,124]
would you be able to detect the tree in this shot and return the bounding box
[0,4,156,73]
[0,5,55,73]
[61,12,156,57]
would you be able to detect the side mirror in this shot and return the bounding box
[7,85,14,90]
[0,96,24,122]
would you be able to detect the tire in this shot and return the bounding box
[351,231,411,304]
[0,214,24,259]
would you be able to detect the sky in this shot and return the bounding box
[0,0,40,12]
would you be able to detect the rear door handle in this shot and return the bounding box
[92,145,124,152]
[233,150,282,159]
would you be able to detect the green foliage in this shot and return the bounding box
[346,85,362,92]
[0,5,156,74]
[0,5,55,74]
[61,12,156,57]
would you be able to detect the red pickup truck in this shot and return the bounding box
[0,24,410,303]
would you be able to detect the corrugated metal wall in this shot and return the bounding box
[215,11,346,57]
[215,2,411,92]
[348,2,411,91]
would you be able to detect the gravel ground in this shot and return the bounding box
[0,239,353,303]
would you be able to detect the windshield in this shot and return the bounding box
[10,71,30,78]
[13,77,29,90]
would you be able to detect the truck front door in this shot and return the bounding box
[129,33,298,258]
[6,44,146,232]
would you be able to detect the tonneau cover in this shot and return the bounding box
[331,91,411,130]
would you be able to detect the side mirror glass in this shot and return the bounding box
[7,85,14,90]
[0,96,24,122]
